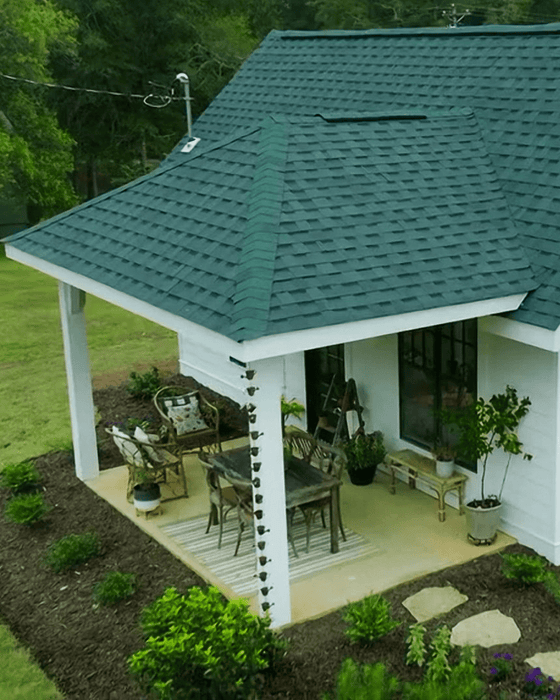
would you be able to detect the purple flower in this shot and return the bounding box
[504,653,513,660]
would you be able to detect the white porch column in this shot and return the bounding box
[245,356,291,627]
[58,282,99,481]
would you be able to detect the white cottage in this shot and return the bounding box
[6,24,560,626]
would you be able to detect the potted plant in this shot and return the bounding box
[342,431,386,485]
[452,385,532,543]
[133,476,161,512]
[431,440,456,478]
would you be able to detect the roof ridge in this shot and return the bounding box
[231,119,288,340]
[277,22,560,39]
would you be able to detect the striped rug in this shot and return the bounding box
[161,513,380,596]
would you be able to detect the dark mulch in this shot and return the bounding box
[0,369,559,699]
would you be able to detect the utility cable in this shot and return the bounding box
[0,72,189,108]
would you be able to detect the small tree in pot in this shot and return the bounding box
[452,385,532,542]
[342,431,387,485]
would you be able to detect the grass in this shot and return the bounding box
[0,623,63,700]
[0,248,179,698]
[0,253,178,464]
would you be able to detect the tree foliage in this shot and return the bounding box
[0,0,78,217]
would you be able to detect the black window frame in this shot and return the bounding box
[398,320,477,472]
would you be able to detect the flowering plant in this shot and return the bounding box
[524,667,560,699]
[489,653,560,699]
[489,652,513,682]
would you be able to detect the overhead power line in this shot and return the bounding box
[0,72,188,108]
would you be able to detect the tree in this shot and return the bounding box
[50,0,259,197]
[0,0,78,219]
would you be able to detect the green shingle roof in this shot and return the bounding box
[161,23,560,330]
[7,111,533,341]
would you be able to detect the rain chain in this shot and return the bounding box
[243,368,273,613]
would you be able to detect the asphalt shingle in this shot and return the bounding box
[7,110,533,340]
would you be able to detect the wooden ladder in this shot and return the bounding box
[313,377,365,445]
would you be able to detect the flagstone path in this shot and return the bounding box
[403,585,560,680]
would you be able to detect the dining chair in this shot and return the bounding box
[153,386,221,454]
[106,426,187,502]
[286,430,347,552]
[199,454,238,548]
[225,474,300,559]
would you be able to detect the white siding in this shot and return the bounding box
[178,332,247,405]
[479,327,559,562]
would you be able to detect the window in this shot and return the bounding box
[398,320,477,471]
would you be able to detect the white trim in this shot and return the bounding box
[6,245,528,363]
[479,314,560,351]
[240,294,528,361]
[6,245,243,358]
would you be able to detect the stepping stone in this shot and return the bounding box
[451,610,520,648]
[525,652,560,682]
[402,586,468,622]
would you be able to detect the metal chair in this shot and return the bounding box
[153,386,221,454]
[106,426,187,502]
[199,453,238,548]
[285,429,347,552]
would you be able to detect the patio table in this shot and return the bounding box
[208,445,342,553]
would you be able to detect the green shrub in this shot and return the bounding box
[128,586,287,699]
[543,571,560,605]
[93,571,137,606]
[1,460,41,492]
[126,366,161,399]
[425,626,452,684]
[402,660,486,700]
[45,532,101,572]
[342,594,401,644]
[322,658,400,700]
[406,623,427,667]
[4,493,50,525]
[500,552,549,585]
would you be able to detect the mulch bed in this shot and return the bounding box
[0,370,559,699]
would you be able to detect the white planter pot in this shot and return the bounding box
[435,459,455,478]
[133,483,161,511]
[465,502,502,542]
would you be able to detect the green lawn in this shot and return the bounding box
[0,251,179,699]
[1,253,178,464]
[0,624,62,700]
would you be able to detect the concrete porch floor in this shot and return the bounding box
[85,438,515,626]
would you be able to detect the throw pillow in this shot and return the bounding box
[163,393,209,435]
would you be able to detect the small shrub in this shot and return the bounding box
[1,460,41,492]
[406,623,427,667]
[543,571,560,605]
[93,571,137,606]
[342,594,401,645]
[402,660,486,700]
[323,658,400,700]
[500,552,549,585]
[126,366,161,399]
[45,532,101,572]
[425,625,452,684]
[128,585,287,699]
[4,493,50,525]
